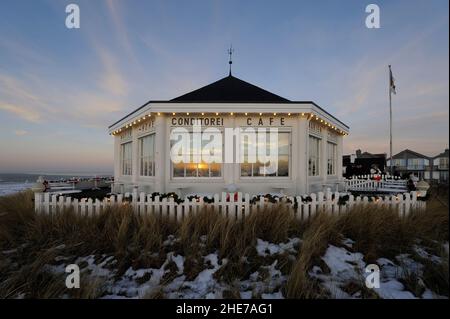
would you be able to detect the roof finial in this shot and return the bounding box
[227,44,234,76]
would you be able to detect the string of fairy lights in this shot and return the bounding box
[110,112,349,136]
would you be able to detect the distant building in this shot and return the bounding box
[343,149,386,177]
[430,149,449,183]
[386,148,449,183]
[386,149,430,180]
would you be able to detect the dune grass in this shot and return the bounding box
[0,190,448,298]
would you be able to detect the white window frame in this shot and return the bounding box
[139,133,155,177]
[120,142,132,176]
[308,135,321,177]
[327,141,337,176]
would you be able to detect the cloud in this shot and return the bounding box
[96,48,128,96]
[14,130,27,136]
[0,103,41,123]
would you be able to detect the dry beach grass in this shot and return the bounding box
[0,190,448,299]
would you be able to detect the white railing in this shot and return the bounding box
[348,174,402,180]
[34,189,425,221]
[345,175,407,192]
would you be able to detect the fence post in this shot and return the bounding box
[95,198,101,215]
[65,197,72,211]
[132,188,138,211]
[87,198,93,216]
[168,197,175,219]
[244,193,250,217]
[73,198,79,214]
[34,193,42,213]
[214,194,220,213]
[310,193,317,216]
[237,192,243,220]
[404,193,411,216]
[139,192,145,216]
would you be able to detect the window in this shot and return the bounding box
[139,134,155,176]
[439,157,449,170]
[327,142,337,175]
[407,158,424,170]
[171,131,222,178]
[393,159,406,167]
[309,136,321,176]
[120,142,132,175]
[240,131,290,177]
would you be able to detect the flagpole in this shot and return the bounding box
[389,65,393,175]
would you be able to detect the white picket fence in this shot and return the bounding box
[34,189,425,221]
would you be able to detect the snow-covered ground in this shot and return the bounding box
[18,237,447,299]
[310,241,448,299]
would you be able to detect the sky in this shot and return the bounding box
[0,0,448,174]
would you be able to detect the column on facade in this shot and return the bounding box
[320,127,329,182]
[113,136,121,192]
[297,116,309,194]
[131,126,139,187]
[336,135,344,180]
[154,114,167,193]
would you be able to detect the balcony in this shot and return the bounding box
[406,165,425,170]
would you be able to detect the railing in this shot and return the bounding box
[34,189,425,220]
[345,175,408,193]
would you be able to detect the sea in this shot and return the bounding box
[0,173,112,197]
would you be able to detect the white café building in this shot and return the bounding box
[108,73,349,196]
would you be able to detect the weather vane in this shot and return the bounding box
[227,44,234,76]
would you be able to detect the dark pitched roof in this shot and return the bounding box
[359,152,386,159]
[391,149,429,160]
[170,74,290,102]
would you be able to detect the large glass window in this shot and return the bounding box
[139,134,155,176]
[327,142,337,175]
[439,157,448,169]
[240,131,290,177]
[120,142,132,175]
[407,158,424,170]
[171,131,222,178]
[309,136,321,176]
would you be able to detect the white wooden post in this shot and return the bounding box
[44,193,50,214]
[168,197,175,219]
[310,193,317,216]
[87,198,93,216]
[139,192,145,215]
[51,195,57,215]
[94,198,100,215]
[244,193,250,217]
[80,198,86,216]
[73,198,79,214]
[237,192,243,219]
[214,194,220,214]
